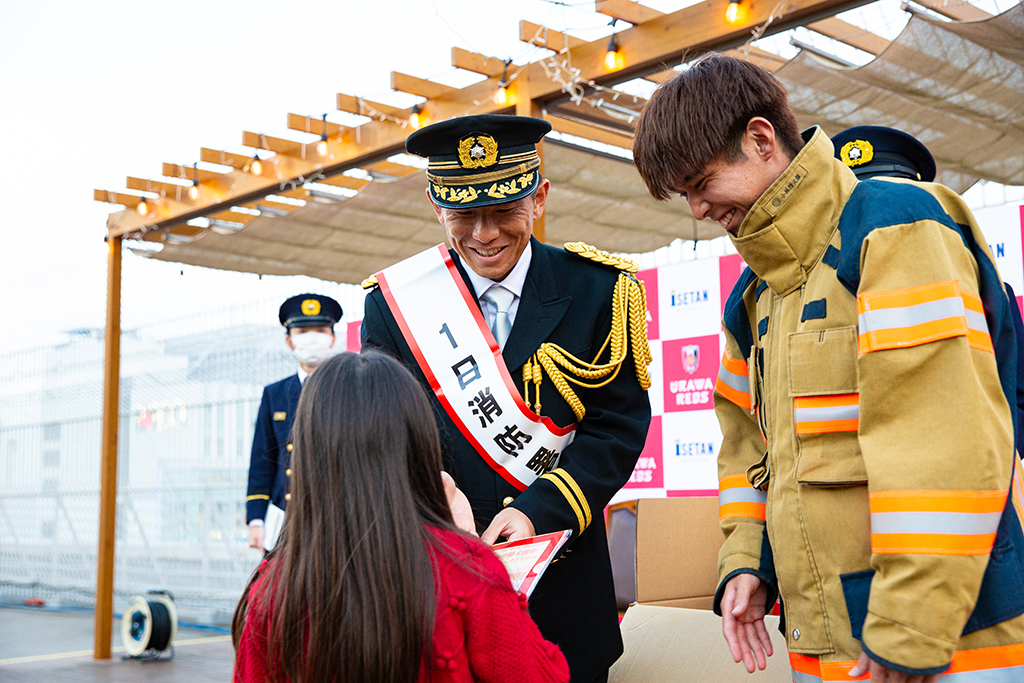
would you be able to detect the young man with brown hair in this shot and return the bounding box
[634,54,1024,683]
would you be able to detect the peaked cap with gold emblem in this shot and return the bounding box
[831,125,936,182]
[406,114,551,210]
[279,293,342,329]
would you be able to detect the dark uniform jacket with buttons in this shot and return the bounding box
[713,128,1024,678]
[362,238,651,682]
[245,374,300,523]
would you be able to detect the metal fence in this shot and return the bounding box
[0,289,361,625]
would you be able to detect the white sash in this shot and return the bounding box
[377,244,574,491]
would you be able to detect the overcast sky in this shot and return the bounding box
[0,0,1015,355]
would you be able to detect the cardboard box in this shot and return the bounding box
[634,496,722,610]
[609,496,792,682]
[610,605,791,682]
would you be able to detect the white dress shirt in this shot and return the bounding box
[464,241,533,330]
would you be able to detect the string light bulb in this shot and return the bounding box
[250,152,263,176]
[726,0,742,24]
[188,162,200,201]
[316,113,329,157]
[137,198,148,216]
[604,21,625,71]
[408,104,425,130]
[493,58,513,107]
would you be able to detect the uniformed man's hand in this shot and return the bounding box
[248,525,265,550]
[848,651,939,683]
[441,471,478,537]
[481,507,535,545]
[721,573,773,673]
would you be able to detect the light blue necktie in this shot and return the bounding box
[482,285,514,349]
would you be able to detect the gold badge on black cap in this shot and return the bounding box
[458,135,499,169]
[301,299,321,316]
[840,139,874,168]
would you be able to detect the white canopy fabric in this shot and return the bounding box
[779,1,1024,193]
[138,141,723,284]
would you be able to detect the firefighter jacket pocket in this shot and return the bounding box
[788,326,867,485]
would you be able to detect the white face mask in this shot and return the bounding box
[289,331,334,367]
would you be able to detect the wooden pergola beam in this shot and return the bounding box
[547,115,633,149]
[241,131,306,156]
[336,93,408,120]
[162,163,227,184]
[317,174,371,191]
[104,0,871,239]
[286,113,348,139]
[94,189,145,207]
[200,147,250,170]
[806,16,890,54]
[596,0,665,25]
[391,71,456,100]
[912,0,990,21]
[126,176,193,200]
[451,47,518,78]
[520,20,587,51]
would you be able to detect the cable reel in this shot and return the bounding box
[121,590,177,661]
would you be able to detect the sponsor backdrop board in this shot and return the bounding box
[344,204,1024,504]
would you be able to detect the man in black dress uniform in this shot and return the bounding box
[246,293,342,551]
[360,115,652,683]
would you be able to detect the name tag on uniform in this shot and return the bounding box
[273,412,287,421]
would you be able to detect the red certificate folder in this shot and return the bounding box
[491,530,572,598]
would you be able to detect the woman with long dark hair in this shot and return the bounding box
[233,351,569,683]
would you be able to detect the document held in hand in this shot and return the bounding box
[491,530,572,598]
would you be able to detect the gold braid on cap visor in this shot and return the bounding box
[426,158,540,186]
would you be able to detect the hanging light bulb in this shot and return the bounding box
[408,104,425,130]
[493,58,512,107]
[604,20,624,71]
[188,162,200,200]
[137,198,148,215]
[493,83,509,107]
[316,113,329,157]
[726,0,742,24]
[250,152,263,176]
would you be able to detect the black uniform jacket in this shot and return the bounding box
[245,374,300,523]
[361,238,651,682]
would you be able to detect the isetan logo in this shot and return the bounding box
[669,289,709,307]
[674,440,716,457]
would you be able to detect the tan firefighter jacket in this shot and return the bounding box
[713,127,1024,679]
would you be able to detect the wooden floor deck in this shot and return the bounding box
[0,607,235,682]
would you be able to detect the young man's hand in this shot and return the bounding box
[848,651,940,683]
[720,573,774,673]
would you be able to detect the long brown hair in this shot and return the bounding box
[234,351,459,682]
[633,53,805,201]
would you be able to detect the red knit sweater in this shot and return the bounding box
[234,527,569,683]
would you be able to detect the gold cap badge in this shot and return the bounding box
[840,139,874,168]
[301,299,321,316]
[458,135,499,169]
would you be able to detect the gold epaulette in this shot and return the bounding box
[361,275,378,289]
[563,242,639,274]
[521,253,653,422]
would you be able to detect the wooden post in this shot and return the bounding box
[516,80,546,244]
[94,234,122,659]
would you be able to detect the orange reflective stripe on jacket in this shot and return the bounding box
[869,490,1006,556]
[793,393,859,435]
[718,473,766,521]
[716,352,751,410]
[857,280,993,354]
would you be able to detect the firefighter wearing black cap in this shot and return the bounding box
[831,125,937,182]
[360,115,653,682]
[246,293,343,551]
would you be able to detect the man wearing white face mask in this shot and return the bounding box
[245,293,342,550]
